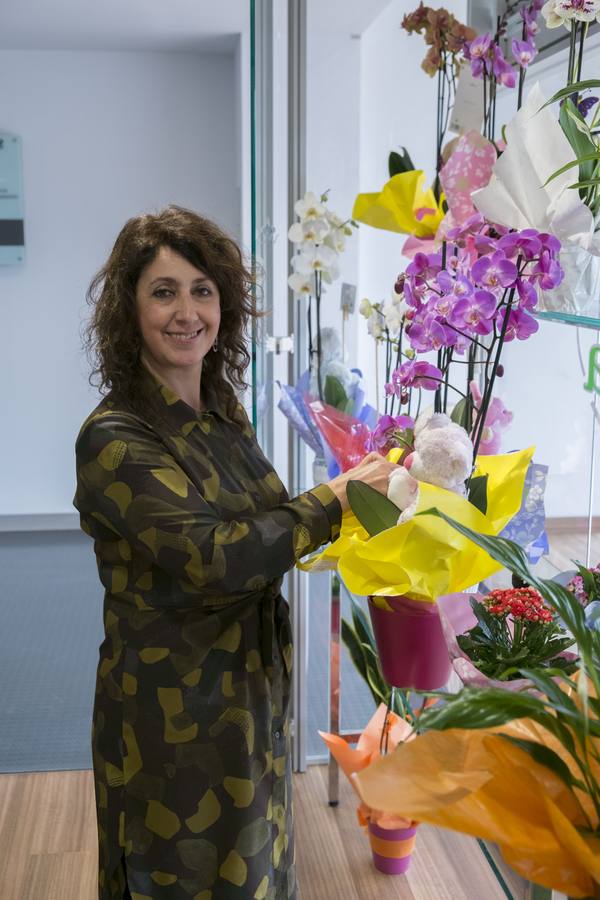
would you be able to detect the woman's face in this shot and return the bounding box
[135,245,221,378]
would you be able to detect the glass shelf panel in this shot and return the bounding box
[535,310,600,331]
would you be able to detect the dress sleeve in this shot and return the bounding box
[74,413,342,603]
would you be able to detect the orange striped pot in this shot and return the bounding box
[368,821,417,874]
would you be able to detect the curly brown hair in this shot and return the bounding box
[84,206,259,425]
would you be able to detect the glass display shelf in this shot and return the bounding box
[535,309,600,331]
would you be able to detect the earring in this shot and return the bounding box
[212,337,219,353]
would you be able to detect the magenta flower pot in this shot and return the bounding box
[368,821,417,874]
[368,595,452,690]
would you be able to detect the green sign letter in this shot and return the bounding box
[584,344,600,395]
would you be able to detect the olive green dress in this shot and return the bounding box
[74,373,341,900]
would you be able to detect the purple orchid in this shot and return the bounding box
[445,213,485,243]
[511,39,537,68]
[449,290,497,335]
[472,250,519,290]
[406,252,443,280]
[403,278,426,309]
[492,45,517,88]
[368,414,415,454]
[388,360,443,392]
[529,250,564,290]
[521,7,541,38]
[498,230,542,259]
[496,306,539,342]
[516,278,538,311]
[407,311,453,351]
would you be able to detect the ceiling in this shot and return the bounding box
[0,0,393,53]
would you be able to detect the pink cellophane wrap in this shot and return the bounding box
[307,400,372,472]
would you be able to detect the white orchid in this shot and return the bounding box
[324,230,346,253]
[359,297,374,318]
[288,218,330,244]
[541,0,600,27]
[288,272,317,297]
[367,311,384,339]
[294,191,326,221]
[294,245,340,283]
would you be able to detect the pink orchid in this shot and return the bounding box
[469,381,513,454]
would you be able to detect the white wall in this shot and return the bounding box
[305,14,362,366]
[356,0,467,404]
[0,49,239,518]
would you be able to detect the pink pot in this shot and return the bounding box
[368,595,452,690]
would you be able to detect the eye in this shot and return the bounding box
[152,287,173,299]
[194,286,213,297]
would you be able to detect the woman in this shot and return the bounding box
[74,206,398,900]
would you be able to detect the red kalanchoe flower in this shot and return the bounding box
[484,587,553,624]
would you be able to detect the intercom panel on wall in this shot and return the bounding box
[0,133,25,265]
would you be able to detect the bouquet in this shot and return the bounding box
[354,512,600,899]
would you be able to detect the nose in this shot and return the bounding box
[173,289,198,321]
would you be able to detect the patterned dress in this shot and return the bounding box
[74,373,341,900]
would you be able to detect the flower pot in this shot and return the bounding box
[368,821,417,875]
[368,595,452,690]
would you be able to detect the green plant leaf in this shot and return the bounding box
[347,480,401,537]
[350,597,376,652]
[416,506,600,700]
[542,80,600,107]
[388,147,415,177]
[451,397,470,429]
[543,150,600,187]
[324,375,349,411]
[559,99,598,188]
[467,474,488,515]
[341,618,381,707]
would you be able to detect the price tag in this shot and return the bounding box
[449,66,484,135]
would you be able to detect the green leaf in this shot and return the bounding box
[468,474,488,515]
[568,178,600,189]
[350,597,376,652]
[559,99,598,188]
[500,735,587,792]
[541,80,600,108]
[347,480,401,537]
[324,375,349,411]
[543,150,600,187]
[451,397,470,429]
[341,618,381,707]
[388,147,415,177]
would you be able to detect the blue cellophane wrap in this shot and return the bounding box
[499,461,549,564]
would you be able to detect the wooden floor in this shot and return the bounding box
[0,765,523,900]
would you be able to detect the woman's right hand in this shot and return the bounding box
[326,451,399,513]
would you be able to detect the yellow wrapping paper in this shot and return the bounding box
[319,703,415,830]
[352,171,444,238]
[355,712,600,898]
[300,446,534,604]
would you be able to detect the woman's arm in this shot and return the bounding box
[75,413,342,605]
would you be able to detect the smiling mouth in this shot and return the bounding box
[165,328,203,343]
